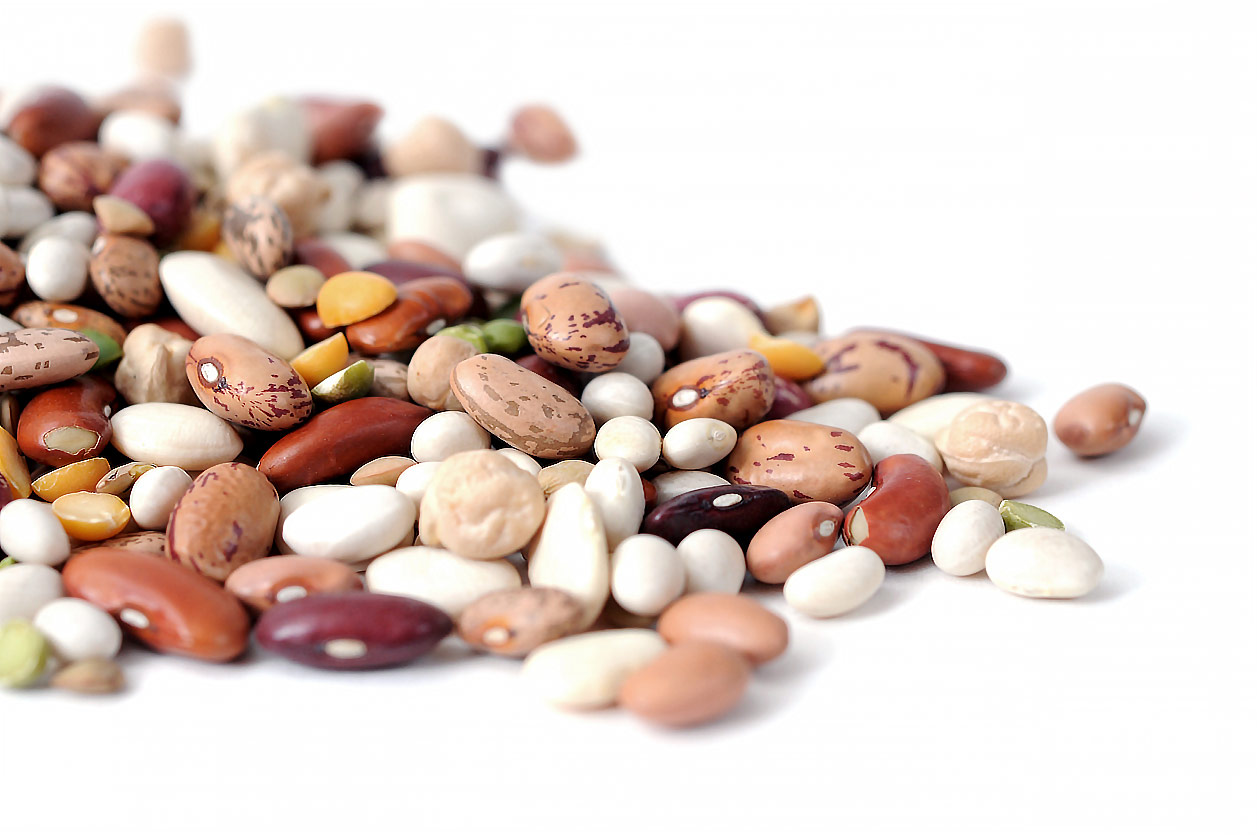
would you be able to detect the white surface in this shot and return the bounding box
[4,2,1257,834]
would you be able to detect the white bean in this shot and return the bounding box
[33,598,122,662]
[662,418,737,470]
[410,411,491,462]
[388,174,519,259]
[462,232,562,292]
[0,134,37,186]
[322,231,388,269]
[282,485,415,563]
[99,109,180,160]
[496,448,542,476]
[17,210,95,254]
[274,484,351,554]
[25,236,90,302]
[0,499,71,566]
[128,466,193,530]
[0,185,53,238]
[593,415,660,472]
[611,534,686,617]
[394,461,443,520]
[110,403,244,471]
[676,529,746,594]
[931,500,1007,576]
[887,392,993,440]
[612,332,666,384]
[315,160,364,233]
[984,528,1103,599]
[678,297,766,360]
[366,546,521,618]
[581,372,653,425]
[651,470,729,505]
[857,420,943,471]
[583,457,645,550]
[526,483,608,629]
[0,564,63,621]
[783,545,885,618]
[521,629,666,709]
[789,398,880,433]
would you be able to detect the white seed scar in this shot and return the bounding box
[818,520,836,537]
[712,493,742,508]
[671,389,699,408]
[323,639,368,659]
[119,608,150,630]
[482,626,511,646]
[274,586,308,603]
[199,362,220,384]
[52,309,77,323]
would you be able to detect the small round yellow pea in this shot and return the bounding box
[316,271,398,328]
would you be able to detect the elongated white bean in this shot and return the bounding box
[110,403,243,471]
[662,418,737,470]
[526,483,608,629]
[931,500,1006,576]
[33,598,122,662]
[583,457,645,550]
[857,420,943,471]
[283,485,415,563]
[366,546,521,617]
[274,485,351,554]
[985,528,1103,599]
[651,470,729,505]
[410,411,491,462]
[789,398,880,434]
[521,629,666,709]
[128,466,193,530]
[783,545,885,618]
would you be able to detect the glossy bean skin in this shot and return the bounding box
[255,591,452,670]
[258,398,433,492]
[842,454,950,566]
[651,350,774,431]
[397,277,474,321]
[62,548,250,662]
[921,338,1009,392]
[520,273,629,372]
[515,354,580,395]
[657,593,788,665]
[745,501,845,583]
[671,290,766,323]
[292,238,353,278]
[765,375,814,420]
[1053,383,1146,457]
[642,485,792,547]
[17,377,117,467]
[166,463,280,582]
[618,641,751,728]
[7,88,100,158]
[345,287,442,355]
[725,419,872,505]
[457,587,586,657]
[303,97,383,164]
[225,556,363,611]
[363,259,463,284]
[107,159,195,247]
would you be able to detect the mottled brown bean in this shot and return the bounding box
[725,419,872,505]
[651,349,774,431]
[166,463,280,582]
[457,587,586,656]
[89,234,163,317]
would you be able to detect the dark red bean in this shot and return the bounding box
[293,238,353,278]
[765,375,814,420]
[256,591,452,670]
[107,160,195,248]
[302,98,383,165]
[515,354,580,395]
[642,485,792,547]
[363,259,463,284]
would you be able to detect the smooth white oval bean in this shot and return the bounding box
[394,462,443,519]
[593,415,660,472]
[0,563,63,621]
[662,418,737,470]
[857,420,943,471]
[678,297,766,360]
[931,500,1007,576]
[410,411,491,462]
[462,232,562,292]
[0,135,37,186]
[496,448,542,476]
[365,545,521,617]
[788,398,881,433]
[0,185,53,238]
[651,470,729,505]
[25,236,90,302]
[315,160,363,233]
[610,534,686,617]
[583,457,645,550]
[388,174,519,259]
[526,483,608,629]
[99,109,180,160]
[581,372,653,425]
[283,485,415,563]
[887,392,993,440]
[985,528,1103,599]
[17,210,95,254]
[128,466,193,530]
[521,628,666,710]
[615,332,666,383]
[274,484,351,554]
[110,403,244,471]
[158,251,304,360]
[676,529,746,594]
[783,545,885,618]
[212,97,312,176]
[0,499,71,566]
[322,231,388,269]
[33,597,122,662]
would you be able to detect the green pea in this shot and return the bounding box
[481,319,528,355]
[0,619,50,689]
[82,328,122,370]
[999,500,1065,532]
[436,324,488,354]
[311,360,375,406]
[0,557,15,570]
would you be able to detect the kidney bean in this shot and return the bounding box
[363,259,463,284]
[651,349,775,431]
[765,375,814,420]
[745,501,845,583]
[6,88,101,158]
[921,338,1008,392]
[258,397,433,492]
[842,454,950,566]
[1053,383,1146,457]
[62,548,250,662]
[642,484,792,547]
[225,555,363,611]
[292,306,339,343]
[726,419,872,505]
[255,591,452,670]
[515,353,580,395]
[457,587,586,657]
[292,237,353,278]
[16,377,116,467]
[618,641,751,728]
[345,288,442,354]
[302,97,383,164]
[383,242,464,275]
[107,159,195,247]
[397,276,474,321]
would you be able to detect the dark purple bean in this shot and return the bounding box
[641,485,792,547]
[765,375,814,420]
[255,591,452,670]
[107,159,194,248]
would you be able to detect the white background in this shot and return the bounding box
[3,2,1256,833]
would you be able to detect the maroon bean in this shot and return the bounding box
[256,591,452,670]
[642,485,792,547]
[107,159,195,248]
[363,259,463,284]
[765,375,814,420]
[302,97,383,165]
[293,238,353,278]
[516,353,580,395]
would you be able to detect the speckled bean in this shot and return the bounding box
[457,587,585,657]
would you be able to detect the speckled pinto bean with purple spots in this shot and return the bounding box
[521,273,629,372]
[185,333,312,431]
[725,419,872,505]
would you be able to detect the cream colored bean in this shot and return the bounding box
[651,470,729,505]
[0,185,53,238]
[496,448,542,476]
[857,420,943,471]
[0,135,37,186]
[0,499,71,566]
[526,483,609,629]
[33,597,122,662]
[678,297,766,360]
[128,466,193,530]
[315,161,363,233]
[274,484,350,554]
[931,500,1007,576]
[25,237,90,302]
[593,416,660,472]
[283,485,415,563]
[18,211,95,254]
[521,629,666,710]
[322,231,388,269]
[611,534,686,617]
[110,403,244,470]
[365,545,521,618]
[888,392,992,439]
[985,528,1104,599]
[783,545,885,618]
[0,564,63,621]
[675,529,746,594]
[99,109,180,161]
[410,411,491,462]
[394,462,442,519]
[462,232,562,292]
[583,457,645,550]
[581,372,654,425]
[418,450,547,560]
[788,398,880,433]
[935,400,1048,498]
[388,174,519,259]
[615,332,666,384]
[662,418,737,470]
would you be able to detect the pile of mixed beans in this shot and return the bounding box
[0,20,1146,727]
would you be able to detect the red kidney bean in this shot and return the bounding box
[6,88,101,158]
[17,377,117,467]
[345,289,442,354]
[258,397,433,492]
[396,276,474,321]
[642,484,792,547]
[107,159,195,247]
[384,241,464,275]
[765,375,814,420]
[302,97,383,165]
[292,306,339,343]
[515,353,580,395]
[843,453,950,566]
[255,591,452,670]
[363,259,463,284]
[292,238,353,278]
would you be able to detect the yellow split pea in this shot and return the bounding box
[52,491,131,540]
[749,332,825,381]
[290,332,350,387]
[316,271,397,328]
[32,457,112,501]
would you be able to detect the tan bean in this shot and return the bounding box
[224,556,362,611]
[90,234,163,317]
[419,450,546,560]
[657,593,788,665]
[1053,383,1146,457]
[651,349,774,431]
[457,587,586,657]
[619,641,751,728]
[520,273,628,372]
[746,502,844,583]
[807,330,944,415]
[166,463,280,582]
[726,419,872,505]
